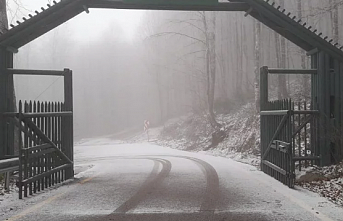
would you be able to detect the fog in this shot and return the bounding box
[8,0,342,141]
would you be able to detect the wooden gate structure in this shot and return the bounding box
[260,68,321,187]
[1,0,343,193]
[2,69,74,199]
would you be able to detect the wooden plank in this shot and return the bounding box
[0,157,19,169]
[28,148,55,159]
[0,49,7,159]
[23,143,51,152]
[260,110,289,116]
[23,118,73,164]
[18,101,23,199]
[262,114,290,160]
[292,110,319,114]
[267,69,317,74]
[22,163,72,185]
[7,68,64,76]
[37,101,41,192]
[44,102,49,189]
[262,160,287,176]
[86,1,250,11]
[22,112,72,118]
[28,101,33,195]
[64,69,74,179]
[47,102,52,187]
[292,156,321,161]
[260,66,268,111]
[0,165,18,174]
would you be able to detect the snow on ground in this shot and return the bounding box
[142,102,343,208]
[296,163,343,207]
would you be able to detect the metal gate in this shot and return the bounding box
[3,68,74,199]
[260,67,320,188]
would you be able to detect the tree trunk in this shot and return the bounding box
[329,0,339,43]
[204,12,220,128]
[254,20,261,112]
[0,0,8,34]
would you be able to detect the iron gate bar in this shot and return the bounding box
[262,113,290,160]
[292,115,313,137]
[7,68,65,76]
[23,118,73,164]
[267,69,317,74]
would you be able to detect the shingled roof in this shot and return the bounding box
[0,0,342,61]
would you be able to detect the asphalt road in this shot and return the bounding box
[1,141,342,221]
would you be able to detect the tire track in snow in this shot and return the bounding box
[174,156,220,212]
[76,155,220,212]
[113,158,172,213]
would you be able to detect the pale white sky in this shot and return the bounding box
[7,0,145,42]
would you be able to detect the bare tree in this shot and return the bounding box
[0,0,8,34]
[254,19,261,112]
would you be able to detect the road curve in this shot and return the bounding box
[1,143,343,221]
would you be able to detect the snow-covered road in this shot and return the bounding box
[1,139,342,221]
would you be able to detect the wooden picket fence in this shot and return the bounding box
[16,100,73,198]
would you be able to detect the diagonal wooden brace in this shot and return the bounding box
[23,118,73,165]
[262,112,290,160]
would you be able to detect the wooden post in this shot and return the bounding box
[260,66,269,111]
[18,101,23,199]
[260,66,269,171]
[317,52,331,166]
[63,69,73,179]
[0,48,6,159]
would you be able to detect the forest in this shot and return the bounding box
[2,0,342,140]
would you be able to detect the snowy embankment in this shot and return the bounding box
[156,102,261,167]
[132,101,342,208]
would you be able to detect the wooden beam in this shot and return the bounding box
[245,0,343,62]
[85,1,250,11]
[0,0,82,48]
[22,163,71,185]
[0,49,6,158]
[7,68,64,76]
[292,156,321,161]
[260,110,289,116]
[0,157,19,169]
[262,160,287,176]
[22,112,72,118]
[268,69,317,74]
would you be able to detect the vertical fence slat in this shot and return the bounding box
[18,101,23,199]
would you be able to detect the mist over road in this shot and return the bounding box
[1,140,342,221]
